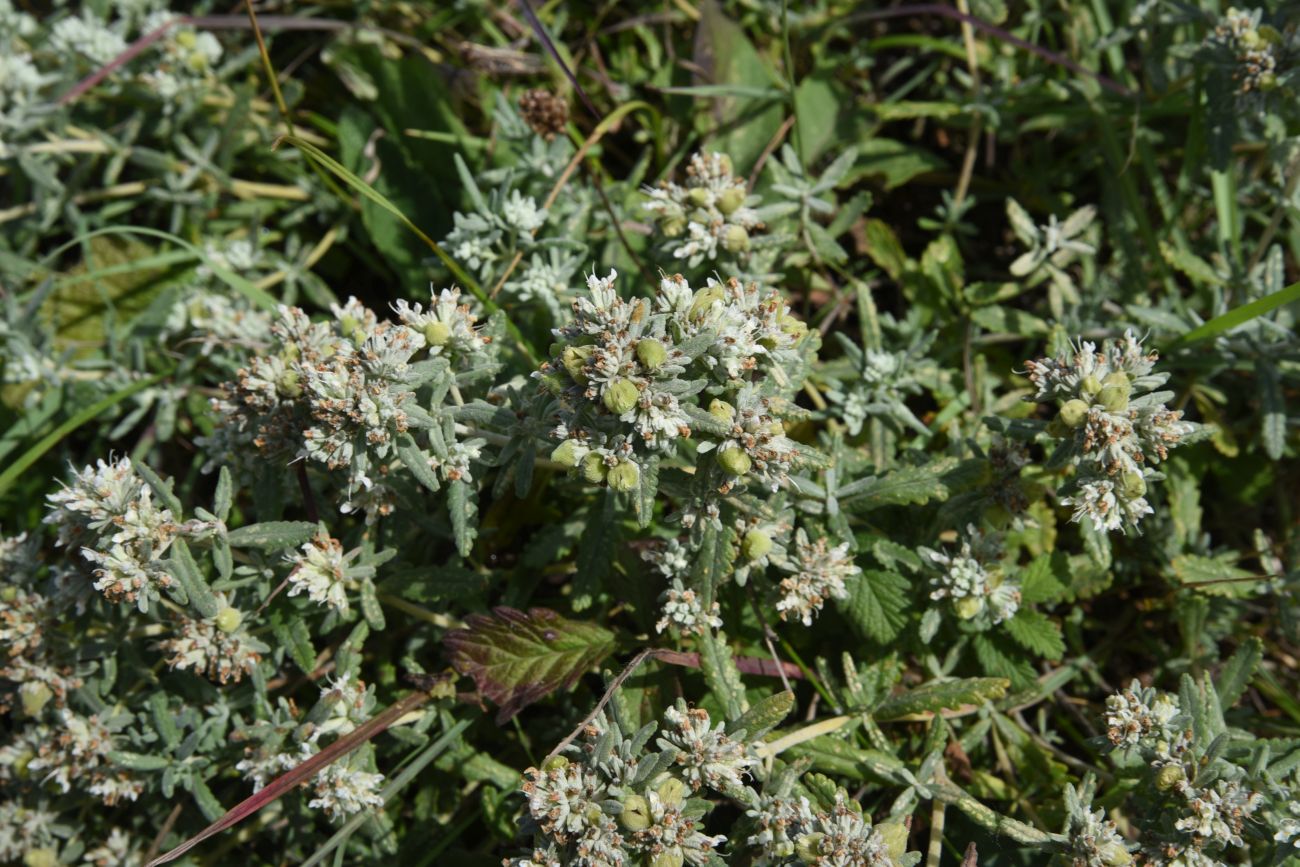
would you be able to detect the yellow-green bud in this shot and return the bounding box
[795,834,826,862]
[177,30,198,49]
[277,369,301,399]
[741,529,773,561]
[661,214,687,237]
[603,379,640,415]
[636,338,668,370]
[23,848,60,867]
[620,794,652,831]
[19,682,52,717]
[708,399,735,424]
[585,804,605,824]
[1098,842,1133,866]
[717,447,751,476]
[657,776,689,809]
[423,320,451,347]
[0,586,16,603]
[550,440,582,468]
[955,597,984,620]
[1081,374,1102,396]
[279,341,300,363]
[688,187,712,208]
[779,314,808,340]
[689,285,726,322]
[722,224,750,253]
[650,849,685,867]
[1058,399,1090,428]
[607,461,641,493]
[1121,471,1147,499]
[1098,371,1131,412]
[768,421,785,437]
[582,454,608,485]
[874,822,909,861]
[1155,763,1184,791]
[717,187,746,216]
[339,315,363,342]
[541,755,570,772]
[215,606,243,634]
[561,346,594,384]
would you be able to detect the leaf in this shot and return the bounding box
[1160,242,1224,286]
[1258,361,1286,461]
[874,677,1010,720]
[447,478,477,558]
[697,628,748,720]
[226,521,318,551]
[862,218,909,280]
[972,634,1036,689]
[397,437,441,493]
[694,1,785,172]
[572,492,616,612]
[840,570,909,643]
[731,690,794,739]
[852,138,946,190]
[1168,277,1300,348]
[634,456,659,528]
[838,458,956,512]
[133,459,183,516]
[1003,609,1065,661]
[1171,553,1257,597]
[1215,637,1263,709]
[269,612,317,675]
[691,523,737,608]
[443,607,617,723]
[1018,555,1065,605]
[164,540,219,619]
[109,751,171,771]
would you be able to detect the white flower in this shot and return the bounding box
[308,762,385,821]
[658,703,756,793]
[503,190,547,232]
[285,533,356,614]
[1103,680,1180,750]
[774,530,858,627]
[655,579,722,636]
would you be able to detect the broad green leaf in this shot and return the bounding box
[226,521,318,551]
[874,677,1010,720]
[698,628,748,720]
[694,1,784,172]
[1004,609,1065,661]
[838,458,956,512]
[1215,637,1262,709]
[840,569,909,643]
[447,478,477,558]
[972,633,1036,689]
[1172,553,1257,597]
[731,690,794,739]
[1018,555,1065,605]
[443,606,617,722]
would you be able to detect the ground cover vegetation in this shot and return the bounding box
[1,0,1298,864]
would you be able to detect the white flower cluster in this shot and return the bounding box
[654,579,722,636]
[643,152,763,266]
[391,286,491,361]
[1103,680,1180,751]
[543,270,807,496]
[156,594,266,684]
[44,458,178,611]
[1025,331,1195,533]
[284,533,359,614]
[1208,7,1281,93]
[0,562,82,716]
[921,525,1021,627]
[1062,779,1131,867]
[657,702,757,793]
[443,190,548,280]
[0,799,60,865]
[774,529,860,627]
[26,710,143,806]
[137,12,223,102]
[745,791,906,866]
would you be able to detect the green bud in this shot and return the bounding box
[717,447,752,476]
[794,833,826,863]
[955,597,984,620]
[582,454,608,485]
[19,682,53,717]
[1121,471,1147,499]
[607,461,641,493]
[541,755,570,772]
[339,314,363,342]
[1098,842,1133,866]
[874,822,909,861]
[23,848,60,867]
[657,776,689,809]
[620,794,652,831]
[1058,398,1090,428]
[280,342,300,363]
[176,30,198,49]
[716,187,746,216]
[688,187,712,208]
[1155,763,1183,791]
[0,586,16,603]
[603,379,640,415]
[1081,374,1102,396]
[550,440,582,468]
[636,338,668,370]
[215,606,243,634]
[423,320,451,347]
[277,369,301,399]
[689,285,726,322]
[718,154,734,175]
[1098,371,1131,412]
[722,224,750,253]
[779,314,808,340]
[708,399,735,424]
[650,849,685,867]
[741,529,773,561]
[661,214,687,237]
[584,804,605,824]
[561,345,594,384]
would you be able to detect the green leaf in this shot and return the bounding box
[1160,241,1223,286]
[698,628,748,720]
[691,523,737,609]
[270,611,317,675]
[132,459,183,516]
[164,539,219,619]
[1215,637,1263,709]
[1258,362,1286,461]
[1168,277,1300,349]
[447,478,477,558]
[1003,609,1065,661]
[109,751,170,771]
[572,492,616,612]
[397,437,441,493]
[838,458,956,512]
[695,1,785,172]
[634,456,659,528]
[874,677,1010,720]
[840,570,909,643]
[972,634,1036,689]
[1018,555,1065,605]
[852,138,947,190]
[1171,553,1257,597]
[862,218,909,280]
[443,607,617,723]
[225,521,318,551]
[731,690,794,739]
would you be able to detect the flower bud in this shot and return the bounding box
[708,399,735,424]
[620,794,652,831]
[717,447,751,476]
[689,285,726,322]
[1081,374,1102,396]
[779,314,808,340]
[582,454,608,485]
[955,597,984,620]
[1121,471,1147,499]
[718,154,734,175]
[636,338,668,370]
[1098,371,1131,412]
[0,587,16,603]
[19,682,52,717]
[423,320,451,347]
[277,369,301,399]
[339,314,364,342]
[795,833,826,862]
[603,379,640,415]
[561,346,593,384]
[550,440,582,468]
[1058,399,1090,428]
[688,187,712,208]
[741,529,773,561]
[23,849,59,867]
[1155,763,1184,791]
[657,776,689,808]
[215,606,243,634]
[722,224,750,253]
[607,461,641,493]
[541,755,569,772]
[650,849,685,867]
[661,214,686,237]
[874,822,909,861]
[1098,842,1133,866]
[177,30,198,49]
[716,186,746,216]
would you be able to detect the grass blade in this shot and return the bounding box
[1170,278,1300,348]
